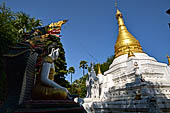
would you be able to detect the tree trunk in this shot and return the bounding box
[83,68,85,76]
[71,73,72,93]
[71,73,72,84]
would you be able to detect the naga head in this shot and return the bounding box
[24,20,67,69]
[47,20,68,37]
[24,20,67,55]
[24,20,68,46]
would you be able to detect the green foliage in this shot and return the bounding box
[68,66,75,93]
[68,66,75,83]
[0,3,18,54]
[0,3,42,101]
[13,12,42,37]
[52,37,68,88]
[70,74,88,98]
[71,55,115,98]
[79,60,88,76]
[0,3,42,55]
[94,55,115,74]
[56,77,70,89]
[68,67,75,74]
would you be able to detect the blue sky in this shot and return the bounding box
[2,0,170,82]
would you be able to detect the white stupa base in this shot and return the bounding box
[82,53,170,113]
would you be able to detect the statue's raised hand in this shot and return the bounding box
[49,48,59,60]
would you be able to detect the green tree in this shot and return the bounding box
[50,36,68,88]
[79,60,88,76]
[0,3,18,55]
[94,55,115,74]
[71,74,87,98]
[0,4,16,100]
[72,55,115,98]
[13,12,42,38]
[68,66,75,93]
[0,2,42,55]
[68,67,75,84]
[0,3,42,101]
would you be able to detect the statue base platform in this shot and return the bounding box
[9,100,86,113]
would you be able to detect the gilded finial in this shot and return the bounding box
[167,55,170,66]
[114,9,143,58]
[97,64,102,75]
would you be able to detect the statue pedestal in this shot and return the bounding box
[14,100,86,113]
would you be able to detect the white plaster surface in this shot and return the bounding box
[82,53,170,113]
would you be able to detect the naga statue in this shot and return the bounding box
[0,20,83,113]
[30,20,71,100]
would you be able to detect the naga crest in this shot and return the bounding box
[23,20,68,53]
[23,20,68,73]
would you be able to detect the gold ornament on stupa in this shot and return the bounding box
[114,9,143,58]
[128,46,135,58]
[97,64,102,75]
[167,55,170,66]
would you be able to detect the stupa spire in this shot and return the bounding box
[114,8,143,58]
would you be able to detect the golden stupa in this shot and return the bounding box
[114,9,143,58]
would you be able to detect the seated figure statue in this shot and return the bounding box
[32,47,70,100]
